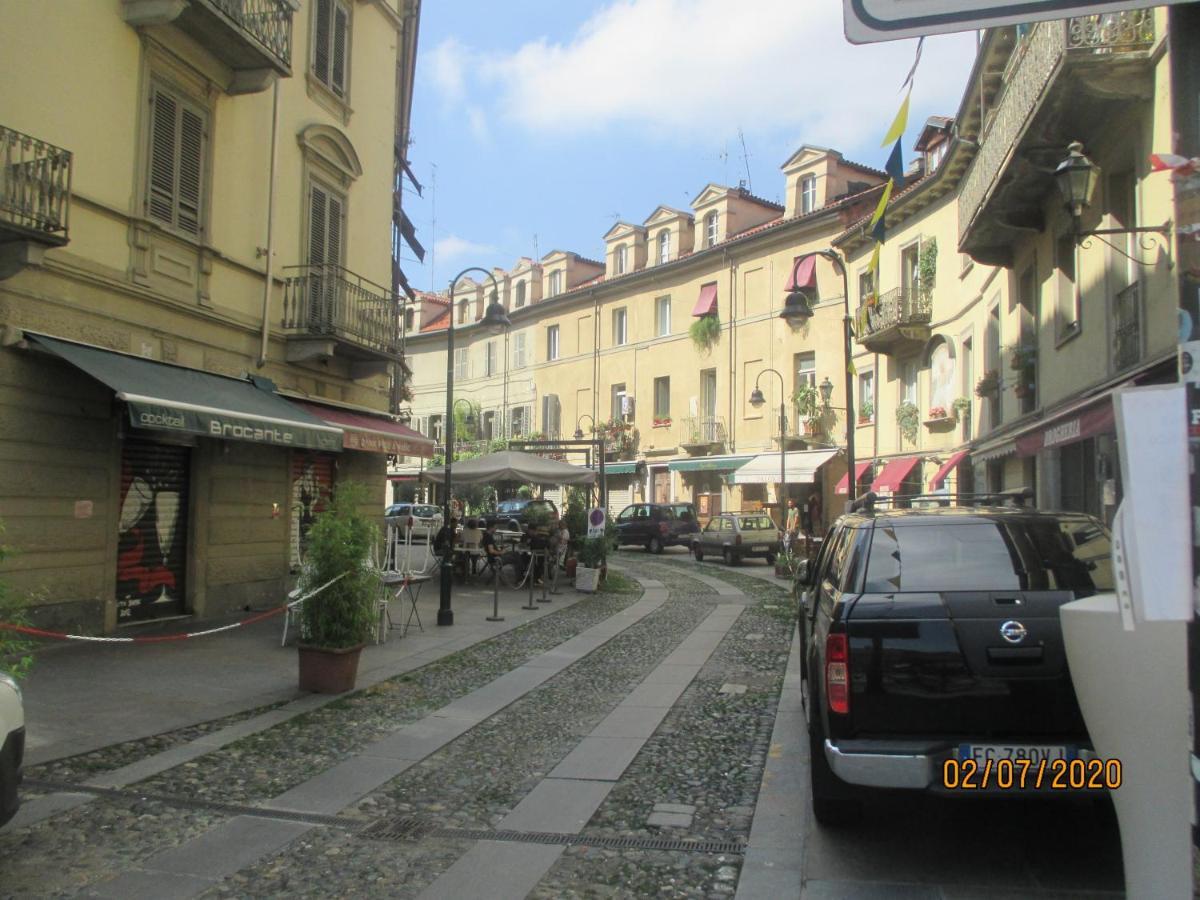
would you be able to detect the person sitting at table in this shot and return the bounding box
[434,517,458,558]
[480,521,502,578]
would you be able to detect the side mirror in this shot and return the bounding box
[794,558,812,587]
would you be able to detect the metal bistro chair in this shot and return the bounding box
[382,522,434,638]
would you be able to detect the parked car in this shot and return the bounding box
[690,513,780,565]
[0,672,24,828]
[483,498,558,533]
[384,503,443,533]
[796,499,1111,825]
[614,502,701,553]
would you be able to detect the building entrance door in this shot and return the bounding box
[653,469,670,503]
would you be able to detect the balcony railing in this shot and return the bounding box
[856,287,932,354]
[0,125,71,245]
[282,265,400,358]
[679,416,726,449]
[210,0,293,68]
[959,11,1155,252]
[1112,281,1142,372]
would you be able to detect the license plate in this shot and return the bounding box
[752,545,768,551]
[957,743,1072,764]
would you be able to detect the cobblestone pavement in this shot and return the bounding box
[0,558,795,899]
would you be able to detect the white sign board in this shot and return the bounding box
[843,0,1179,44]
[587,507,606,539]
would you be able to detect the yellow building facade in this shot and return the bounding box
[0,0,426,632]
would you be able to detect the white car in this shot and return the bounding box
[0,672,24,827]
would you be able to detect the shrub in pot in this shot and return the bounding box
[297,482,382,693]
[575,534,610,593]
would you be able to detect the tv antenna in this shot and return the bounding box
[737,129,752,193]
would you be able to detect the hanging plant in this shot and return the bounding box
[896,400,920,444]
[917,237,938,301]
[952,396,972,418]
[975,369,1000,398]
[689,313,721,353]
[1007,342,1037,372]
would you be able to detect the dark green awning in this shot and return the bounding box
[29,334,343,451]
[668,455,753,473]
[602,461,642,475]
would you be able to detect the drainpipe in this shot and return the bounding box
[257,76,282,368]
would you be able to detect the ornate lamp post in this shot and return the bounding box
[439,267,510,626]
[572,414,595,440]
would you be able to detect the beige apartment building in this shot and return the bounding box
[0,0,429,632]
[405,148,893,527]
[405,8,1182,537]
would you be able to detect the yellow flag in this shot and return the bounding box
[868,181,893,229]
[868,242,881,275]
[881,91,911,147]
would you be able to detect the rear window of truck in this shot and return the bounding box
[863,519,1114,594]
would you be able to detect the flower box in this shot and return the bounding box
[652,417,672,428]
[924,415,957,429]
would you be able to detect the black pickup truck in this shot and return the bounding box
[797,502,1112,824]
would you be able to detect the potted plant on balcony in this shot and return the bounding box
[896,400,920,444]
[689,313,721,354]
[917,238,938,302]
[296,482,382,694]
[1014,381,1035,400]
[925,404,956,430]
[601,418,638,460]
[975,369,1000,399]
[952,396,972,420]
[857,398,874,424]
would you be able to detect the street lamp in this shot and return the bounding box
[573,413,595,441]
[1054,141,1170,249]
[440,267,509,627]
[452,398,477,445]
[749,368,788,532]
[819,376,835,406]
[786,251,856,503]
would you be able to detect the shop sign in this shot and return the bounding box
[126,401,342,452]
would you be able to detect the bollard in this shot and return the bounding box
[522,552,538,611]
[537,550,551,603]
[487,559,504,622]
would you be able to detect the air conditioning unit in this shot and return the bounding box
[621,395,635,418]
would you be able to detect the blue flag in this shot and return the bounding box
[885,138,906,189]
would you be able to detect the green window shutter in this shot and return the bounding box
[148,88,177,226]
[331,2,348,96]
[313,0,331,83]
[177,105,204,236]
[326,193,343,267]
[308,183,327,266]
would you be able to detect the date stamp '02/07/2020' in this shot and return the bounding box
[942,757,1123,790]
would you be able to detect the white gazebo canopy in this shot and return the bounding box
[727,449,838,485]
[420,449,597,485]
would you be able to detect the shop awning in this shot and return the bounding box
[28,333,342,451]
[669,455,753,473]
[1015,396,1114,458]
[692,282,718,317]
[835,461,872,495]
[929,449,969,490]
[602,461,643,475]
[785,254,816,290]
[871,456,921,493]
[728,449,837,485]
[290,400,434,458]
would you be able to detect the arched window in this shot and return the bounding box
[615,244,627,275]
[658,230,670,264]
[515,281,526,307]
[926,337,957,413]
[705,212,718,248]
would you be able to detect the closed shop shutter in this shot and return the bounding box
[291,451,337,570]
[607,486,632,517]
[117,439,190,622]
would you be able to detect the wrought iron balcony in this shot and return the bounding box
[0,125,71,248]
[123,0,294,89]
[855,287,932,355]
[679,416,727,452]
[282,265,400,375]
[959,11,1156,265]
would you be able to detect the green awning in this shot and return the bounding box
[602,461,642,475]
[29,334,343,451]
[668,455,753,473]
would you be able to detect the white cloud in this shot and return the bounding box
[466,105,490,143]
[477,0,976,151]
[428,36,467,103]
[434,234,499,264]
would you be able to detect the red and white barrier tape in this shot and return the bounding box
[0,573,350,644]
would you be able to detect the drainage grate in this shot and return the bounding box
[24,778,361,829]
[359,816,744,856]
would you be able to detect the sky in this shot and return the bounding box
[399,0,979,294]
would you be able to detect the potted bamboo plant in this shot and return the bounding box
[296,482,382,694]
[575,535,606,593]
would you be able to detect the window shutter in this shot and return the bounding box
[148,88,177,225]
[177,105,204,236]
[331,2,348,96]
[313,0,331,83]
[308,185,327,266]
[326,194,343,268]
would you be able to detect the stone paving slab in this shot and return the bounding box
[661,647,717,665]
[417,840,566,900]
[81,870,216,899]
[589,705,669,739]
[646,811,693,828]
[643,663,703,684]
[622,679,690,708]
[549,736,646,781]
[802,880,941,899]
[498,778,613,833]
[367,712,485,761]
[269,754,416,815]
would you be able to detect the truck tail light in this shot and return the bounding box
[826,632,850,715]
[658,522,670,535]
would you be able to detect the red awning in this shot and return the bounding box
[291,400,434,458]
[1015,397,1114,458]
[870,456,920,493]
[786,254,816,290]
[835,461,872,495]
[692,282,719,317]
[929,449,968,490]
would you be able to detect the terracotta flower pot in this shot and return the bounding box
[298,643,364,694]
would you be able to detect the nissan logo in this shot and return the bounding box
[1000,620,1028,644]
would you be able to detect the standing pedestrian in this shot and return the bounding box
[784,498,800,554]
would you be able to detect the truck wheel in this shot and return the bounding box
[693,545,704,561]
[808,710,862,826]
[647,536,663,554]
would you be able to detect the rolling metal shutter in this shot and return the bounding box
[291,451,337,570]
[117,439,190,622]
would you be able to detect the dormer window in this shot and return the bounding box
[457,299,468,323]
[515,281,526,307]
[657,230,670,264]
[800,175,817,214]
[704,212,718,248]
[927,140,948,172]
[615,244,627,275]
[548,270,562,297]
